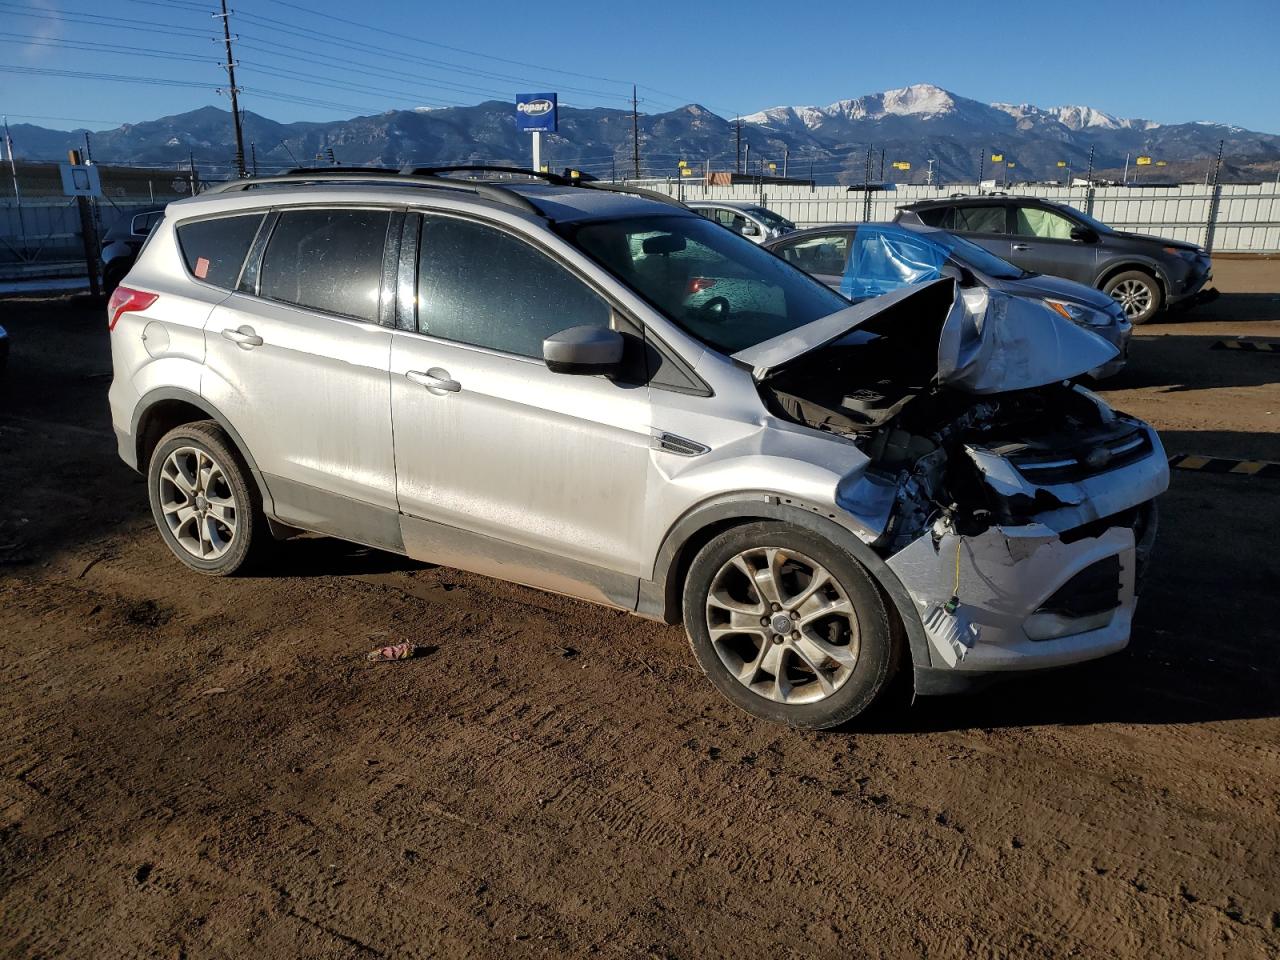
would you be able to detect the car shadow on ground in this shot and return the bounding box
[252,536,432,578]
[1158,291,1280,325]
[1100,333,1280,395]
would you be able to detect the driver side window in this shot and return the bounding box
[416,216,611,358]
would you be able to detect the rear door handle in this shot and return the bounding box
[1011,243,1030,251]
[221,325,263,348]
[406,368,461,394]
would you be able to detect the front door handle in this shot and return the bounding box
[1011,243,1030,252]
[221,325,263,348]
[406,368,461,394]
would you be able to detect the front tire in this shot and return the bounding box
[147,421,266,575]
[682,522,900,729]
[1104,270,1162,324]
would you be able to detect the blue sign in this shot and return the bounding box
[516,93,558,133]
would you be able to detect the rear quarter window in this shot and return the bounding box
[175,214,264,290]
[913,206,951,228]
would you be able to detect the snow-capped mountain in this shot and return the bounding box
[744,84,1161,135]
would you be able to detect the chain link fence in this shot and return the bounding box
[1,162,194,283]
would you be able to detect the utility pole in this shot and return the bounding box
[925,158,935,186]
[188,152,198,195]
[1204,138,1225,254]
[631,84,640,180]
[735,117,742,174]
[743,143,750,184]
[782,147,788,179]
[4,116,28,253]
[250,141,258,176]
[68,149,101,295]
[862,144,874,221]
[216,0,247,178]
[978,149,985,191]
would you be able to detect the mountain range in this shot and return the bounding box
[9,84,1279,185]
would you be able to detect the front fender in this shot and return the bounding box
[637,493,934,674]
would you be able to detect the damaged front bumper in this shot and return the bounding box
[884,425,1168,686]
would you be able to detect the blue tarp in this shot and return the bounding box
[839,224,949,301]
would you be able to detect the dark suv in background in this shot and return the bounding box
[896,195,1214,324]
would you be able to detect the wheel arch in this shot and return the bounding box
[1095,259,1168,299]
[131,387,275,515]
[639,494,934,674]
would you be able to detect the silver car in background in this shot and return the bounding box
[688,200,795,243]
[107,168,1166,729]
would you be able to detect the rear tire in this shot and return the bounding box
[1103,269,1162,324]
[682,521,900,729]
[102,260,130,296]
[147,420,267,576]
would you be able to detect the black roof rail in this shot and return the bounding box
[203,164,687,216]
[285,166,400,176]
[202,169,543,217]
[402,164,574,186]
[576,180,687,208]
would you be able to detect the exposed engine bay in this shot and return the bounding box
[758,280,1150,555]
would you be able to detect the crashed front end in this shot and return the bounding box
[748,280,1169,689]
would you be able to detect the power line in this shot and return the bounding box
[232,11,632,103]
[258,0,632,87]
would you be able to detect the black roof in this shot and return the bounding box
[900,194,1053,211]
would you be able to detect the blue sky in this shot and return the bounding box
[1,0,1277,133]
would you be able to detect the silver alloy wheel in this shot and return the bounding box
[1110,278,1152,319]
[704,546,859,705]
[158,445,238,560]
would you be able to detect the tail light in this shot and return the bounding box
[107,286,158,331]
[687,277,718,295]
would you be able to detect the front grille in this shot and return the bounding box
[1036,555,1122,620]
[1002,421,1153,485]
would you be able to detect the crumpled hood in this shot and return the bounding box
[734,278,1118,392]
[938,285,1119,393]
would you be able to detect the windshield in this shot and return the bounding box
[563,214,849,354]
[746,207,795,232]
[916,227,1029,280]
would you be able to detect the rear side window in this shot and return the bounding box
[776,233,850,275]
[951,206,1007,234]
[259,209,391,322]
[176,214,263,290]
[416,216,610,358]
[912,206,951,228]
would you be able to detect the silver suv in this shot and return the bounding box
[108,167,1168,729]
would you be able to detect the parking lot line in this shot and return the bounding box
[1169,454,1280,478]
[1210,338,1280,352]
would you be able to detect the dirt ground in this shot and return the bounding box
[2,261,1279,959]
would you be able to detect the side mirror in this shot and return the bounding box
[740,222,761,237]
[543,325,623,375]
[1070,225,1098,243]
